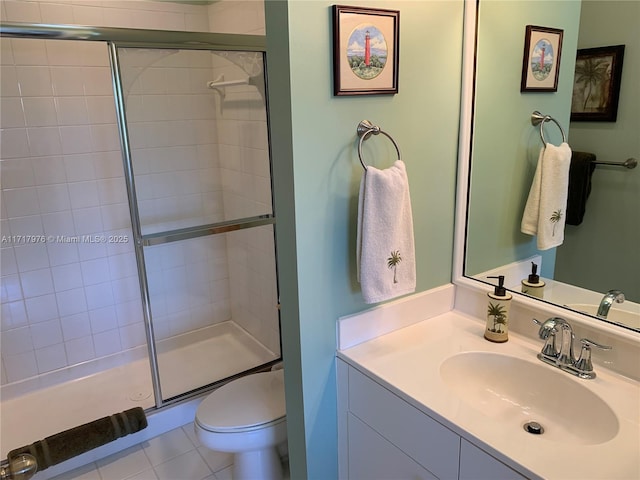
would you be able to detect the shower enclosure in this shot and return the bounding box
[0,23,280,456]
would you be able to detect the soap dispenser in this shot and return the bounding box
[485,275,512,343]
[521,262,545,298]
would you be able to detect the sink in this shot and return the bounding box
[567,303,640,329]
[440,352,619,445]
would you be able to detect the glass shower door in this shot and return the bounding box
[115,46,280,401]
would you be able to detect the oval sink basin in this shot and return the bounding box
[567,304,640,329]
[440,352,619,445]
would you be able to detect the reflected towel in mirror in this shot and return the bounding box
[357,160,416,304]
[521,143,572,250]
[566,151,597,225]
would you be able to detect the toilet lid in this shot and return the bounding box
[196,369,286,432]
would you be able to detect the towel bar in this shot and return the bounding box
[531,111,567,145]
[594,157,637,169]
[356,120,401,170]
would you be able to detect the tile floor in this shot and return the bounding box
[50,423,236,480]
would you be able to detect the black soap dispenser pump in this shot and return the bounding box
[521,262,545,298]
[485,275,512,343]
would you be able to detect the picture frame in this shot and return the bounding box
[332,5,399,96]
[570,45,625,122]
[520,25,564,92]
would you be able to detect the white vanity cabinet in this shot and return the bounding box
[337,359,528,480]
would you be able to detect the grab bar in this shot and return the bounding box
[531,111,566,145]
[356,120,401,170]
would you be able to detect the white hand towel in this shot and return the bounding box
[521,143,572,250]
[357,160,416,304]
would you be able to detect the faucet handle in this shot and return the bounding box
[580,338,612,351]
[574,339,612,377]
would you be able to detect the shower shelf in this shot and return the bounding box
[141,214,275,246]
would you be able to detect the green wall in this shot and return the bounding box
[555,0,640,302]
[466,0,581,278]
[266,1,464,478]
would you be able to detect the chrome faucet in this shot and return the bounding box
[533,317,611,379]
[596,290,625,318]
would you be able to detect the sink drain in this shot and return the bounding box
[523,421,544,435]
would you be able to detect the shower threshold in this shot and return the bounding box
[0,321,277,458]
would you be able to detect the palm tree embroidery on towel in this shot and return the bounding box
[387,250,402,284]
[550,209,563,236]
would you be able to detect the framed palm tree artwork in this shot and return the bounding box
[571,45,625,122]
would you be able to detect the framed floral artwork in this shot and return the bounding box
[520,25,564,92]
[332,5,399,96]
[570,45,625,122]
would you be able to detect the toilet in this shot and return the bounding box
[195,369,287,480]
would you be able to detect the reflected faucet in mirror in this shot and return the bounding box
[597,290,625,319]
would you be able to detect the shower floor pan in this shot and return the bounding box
[0,321,277,458]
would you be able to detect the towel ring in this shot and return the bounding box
[357,120,402,170]
[531,111,566,145]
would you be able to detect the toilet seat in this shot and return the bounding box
[196,369,285,433]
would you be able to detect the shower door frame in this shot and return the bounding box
[0,22,278,410]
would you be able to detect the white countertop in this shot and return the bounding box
[338,311,640,480]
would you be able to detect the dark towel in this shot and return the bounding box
[8,407,147,471]
[566,151,596,225]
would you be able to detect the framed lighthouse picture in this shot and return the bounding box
[332,5,399,96]
[520,25,564,92]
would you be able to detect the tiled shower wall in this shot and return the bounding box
[0,0,277,387]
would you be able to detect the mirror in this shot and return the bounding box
[463,0,639,331]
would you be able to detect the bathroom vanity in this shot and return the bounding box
[336,294,640,480]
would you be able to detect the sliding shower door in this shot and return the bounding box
[115,46,280,402]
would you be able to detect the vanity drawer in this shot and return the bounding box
[348,367,460,479]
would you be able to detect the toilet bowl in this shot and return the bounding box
[195,369,287,480]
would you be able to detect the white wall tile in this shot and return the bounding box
[60,312,91,341]
[25,293,59,323]
[42,211,75,237]
[64,153,96,182]
[8,214,45,238]
[23,97,58,127]
[14,244,50,272]
[89,305,117,334]
[82,66,113,96]
[0,325,33,355]
[84,282,113,310]
[68,181,100,209]
[3,351,38,383]
[39,2,75,24]
[60,125,93,154]
[15,66,53,96]
[47,242,80,267]
[35,342,67,373]
[12,39,48,66]
[27,126,62,156]
[37,183,71,213]
[56,287,87,317]
[32,156,68,185]
[3,1,42,22]
[64,335,95,364]
[0,128,30,158]
[73,206,104,235]
[86,96,116,124]
[72,5,104,26]
[30,318,63,349]
[52,263,84,292]
[51,66,85,96]
[1,300,28,330]
[20,268,54,298]
[0,97,26,128]
[1,158,35,188]
[90,124,119,152]
[81,257,110,286]
[119,321,145,349]
[55,96,90,126]
[1,248,18,276]
[92,328,121,357]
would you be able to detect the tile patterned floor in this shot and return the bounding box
[50,422,243,480]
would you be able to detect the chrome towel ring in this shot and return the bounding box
[357,120,402,170]
[531,111,567,145]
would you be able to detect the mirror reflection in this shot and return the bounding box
[465,0,639,331]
